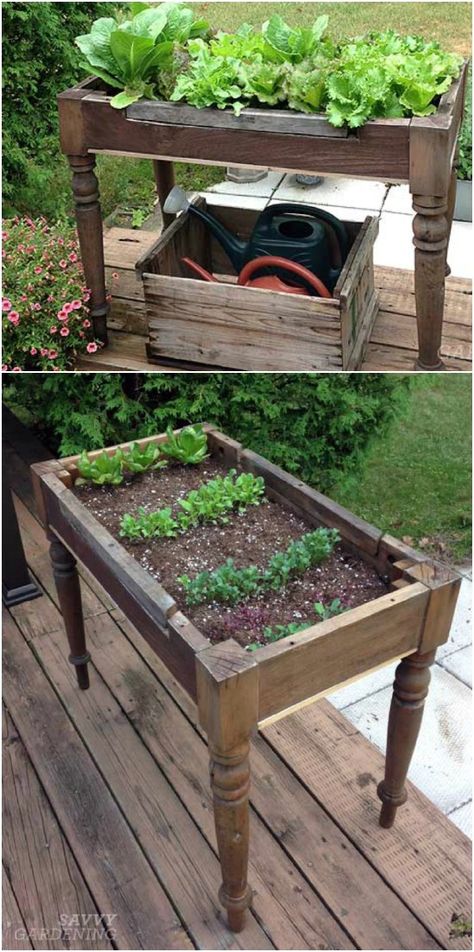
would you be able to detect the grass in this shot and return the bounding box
[332,376,472,563]
[197,3,471,56]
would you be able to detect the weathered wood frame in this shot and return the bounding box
[32,425,461,931]
[135,198,379,370]
[58,63,468,368]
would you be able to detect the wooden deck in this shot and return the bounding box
[75,226,472,372]
[2,409,472,951]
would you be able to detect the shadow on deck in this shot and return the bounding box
[2,409,472,950]
[75,227,472,373]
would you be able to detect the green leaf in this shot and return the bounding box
[110,89,143,109]
[110,30,154,81]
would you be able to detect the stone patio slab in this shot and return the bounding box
[342,665,472,816]
[209,171,284,198]
[448,800,472,837]
[437,577,472,659]
[374,212,472,278]
[328,662,396,710]
[440,645,472,688]
[273,173,387,210]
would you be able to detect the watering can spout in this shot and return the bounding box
[163,187,247,272]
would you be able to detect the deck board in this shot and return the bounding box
[2,417,472,950]
[75,228,471,372]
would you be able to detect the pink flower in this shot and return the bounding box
[71,300,82,310]
[12,367,22,372]
[50,326,58,335]
[34,266,43,274]
[62,302,73,314]
[2,365,9,372]
[48,350,58,359]
[68,252,78,262]
[60,326,70,337]
[59,259,68,269]
[2,231,7,240]
[8,312,20,325]
[82,319,91,329]
[86,342,98,354]
[30,347,37,356]
[47,295,54,302]
[79,331,85,338]
[57,310,68,322]
[2,299,12,312]
[26,246,35,254]
[83,293,90,303]
[57,238,64,246]
[40,348,49,357]
[20,295,28,302]
[32,303,41,311]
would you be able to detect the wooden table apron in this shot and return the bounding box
[31,426,462,933]
[58,65,468,371]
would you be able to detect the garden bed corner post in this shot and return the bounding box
[49,534,91,691]
[196,640,258,933]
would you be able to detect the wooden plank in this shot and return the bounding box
[405,562,462,652]
[2,867,33,951]
[374,265,471,296]
[146,274,342,370]
[2,706,113,951]
[103,226,155,269]
[262,700,472,951]
[127,99,350,138]
[372,311,472,360]
[2,612,192,951]
[239,448,383,554]
[375,288,472,327]
[82,95,411,181]
[31,626,271,950]
[361,342,470,372]
[255,584,429,721]
[103,611,440,950]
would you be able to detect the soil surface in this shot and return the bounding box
[73,459,388,647]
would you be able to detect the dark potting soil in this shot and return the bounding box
[73,458,388,647]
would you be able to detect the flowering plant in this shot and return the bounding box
[2,217,101,371]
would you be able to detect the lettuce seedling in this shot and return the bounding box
[120,506,179,540]
[122,441,166,474]
[161,424,209,464]
[76,449,123,486]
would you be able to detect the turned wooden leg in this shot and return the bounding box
[445,164,458,277]
[378,650,435,827]
[153,159,176,230]
[69,154,108,344]
[49,537,90,690]
[412,194,449,371]
[196,641,258,932]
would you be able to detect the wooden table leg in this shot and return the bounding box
[68,154,108,345]
[196,642,258,932]
[153,160,176,230]
[412,194,449,370]
[377,649,436,827]
[49,536,90,690]
[445,164,458,277]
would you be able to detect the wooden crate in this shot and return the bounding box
[135,199,379,371]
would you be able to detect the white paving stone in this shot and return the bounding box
[437,576,472,659]
[208,171,285,197]
[374,212,472,278]
[273,173,387,210]
[439,645,472,688]
[328,661,396,710]
[342,665,472,815]
[448,801,472,838]
[383,183,413,215]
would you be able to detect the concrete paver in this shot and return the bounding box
[440,645,472,688]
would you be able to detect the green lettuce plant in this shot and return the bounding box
[122,441,166,474]
[161,424,209,464]
[247,597,347,650]
[76,449,124,485]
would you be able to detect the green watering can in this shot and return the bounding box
[163,187,349,293]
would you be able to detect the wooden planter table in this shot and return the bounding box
[58,65,468,371]
[32,425,461,932]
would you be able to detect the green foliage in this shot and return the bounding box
[119,469,265,539]
[161,424,209,464]
[122,441,165,473]
[2,217,100,371]
[178,528,339,605]
[76,3,209,108]
[457,69,472,181]
[3,374,410,491]
[2,1,110,212]
[252,597,347,648]
[77,449,124,486]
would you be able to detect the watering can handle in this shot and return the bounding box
[257,203,348,267]
[238,257,332,298]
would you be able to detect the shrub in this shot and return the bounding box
[457,70,472,181]
[3,373,411,489]
[2,217,101,371]
[2,2,110,213]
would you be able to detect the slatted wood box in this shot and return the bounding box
[135,198,379,370]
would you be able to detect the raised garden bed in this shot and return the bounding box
[136,198,379,370]
[32,424,461,932]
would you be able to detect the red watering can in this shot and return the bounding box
[181,255,332,298]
